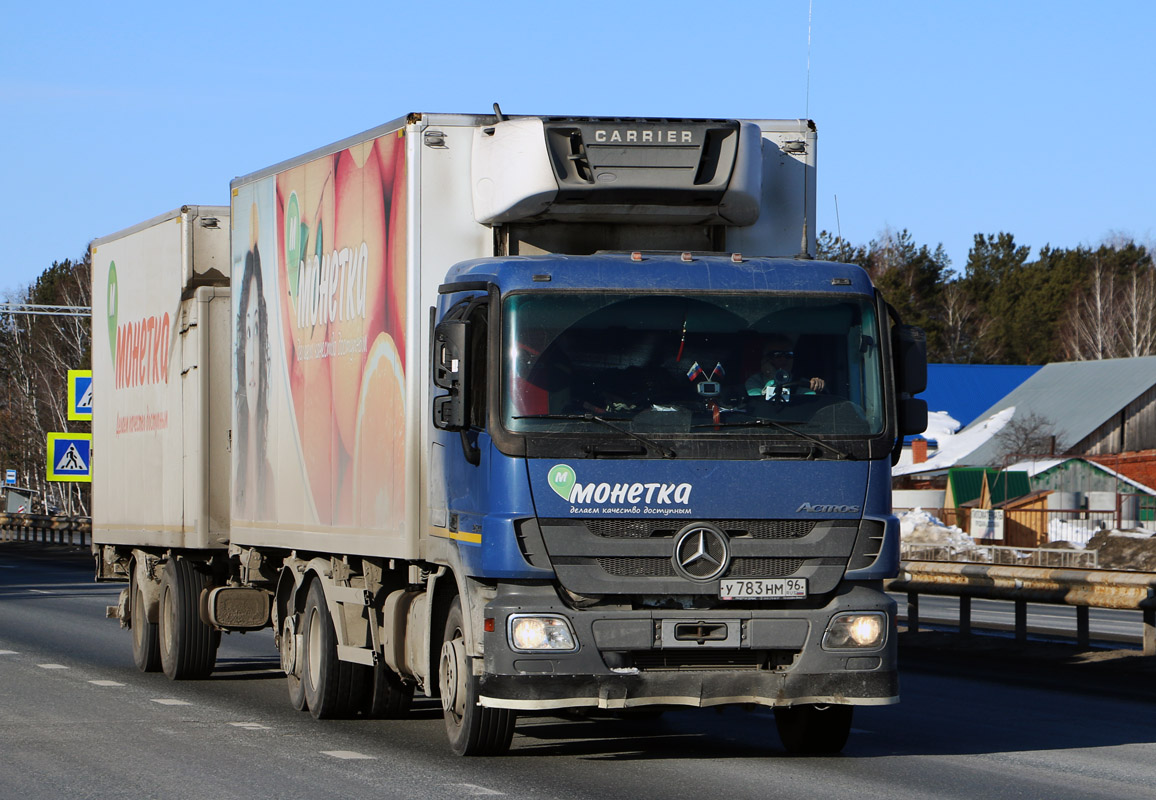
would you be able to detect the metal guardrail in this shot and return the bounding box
[901,544,1099,569]
[0,513,91,547]
[887,560,1156,655]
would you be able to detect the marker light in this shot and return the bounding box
[508,615,577,652]
[822,612,886,649]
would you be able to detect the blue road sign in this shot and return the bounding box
[68,369,93,421]
[4,469,14,485]
[47,433,92,482]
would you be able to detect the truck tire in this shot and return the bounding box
[438,598,515,756]
[158,557,220,680]
[130,576,161,673]
[301,580,362,719]
[365,660,414,719]
[774,703,853,755]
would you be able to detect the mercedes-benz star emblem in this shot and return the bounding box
[672,524,729,582]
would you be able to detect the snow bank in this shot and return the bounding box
[1045,518,1105,548]
[898,508,987,558]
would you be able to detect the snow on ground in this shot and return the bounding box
[1046,518,1102,548]
[898,508,988,558]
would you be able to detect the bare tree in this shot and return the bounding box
[1117,264,1156,358]
[995,411,1067,463]
[1061,256,1120,360]
[941,281,994,363]
[1061,248,1156,362]
[0,256,91,514]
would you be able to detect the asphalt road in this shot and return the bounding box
[3,542,1155,800]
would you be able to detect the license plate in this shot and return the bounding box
[719,577,807,600]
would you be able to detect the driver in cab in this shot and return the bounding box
[745,335,825,401]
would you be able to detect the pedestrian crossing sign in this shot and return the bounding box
[68,369,93,421]
[47,433,92,482]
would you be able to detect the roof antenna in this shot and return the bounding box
[493,102,507,122]
[796,1,814,260]
[805,0,813,121]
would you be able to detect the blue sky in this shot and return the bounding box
[2,0,1153,295]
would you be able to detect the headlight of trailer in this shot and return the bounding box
[507,615,577,652]
[822,612,886,649]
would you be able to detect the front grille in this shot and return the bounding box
[629,650,799,671]
[726,558,805,577]
[584,519,815,540]
[597,557,673,577]
[596,557,805,579]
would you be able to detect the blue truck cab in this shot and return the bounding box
[431,250,927,753]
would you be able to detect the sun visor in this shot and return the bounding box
[472,117,762,226]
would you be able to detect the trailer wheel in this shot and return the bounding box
[300,580,361,719]
[774,703,853,755]
[365,660,414,719]
[438,598,515,756]
[130,575,161,673]
[158,557,220,680]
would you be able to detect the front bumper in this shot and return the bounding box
[479,582,897,711]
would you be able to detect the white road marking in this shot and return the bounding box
[37,663,68,670]
[321,750,376,760]
[89,680,125,687]
[151,698,192,706]
[0,650,17,655]
[440,785,505,796]
[228,722,271,730]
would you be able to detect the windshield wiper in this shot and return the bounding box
[512,413,677,458]
[693,418,852,460]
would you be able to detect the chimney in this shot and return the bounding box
[912,438,928,464]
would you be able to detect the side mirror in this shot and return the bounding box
[898,396,928,436]
[892,324,927,437]
[432,319,470,431]
[891,324,927,395]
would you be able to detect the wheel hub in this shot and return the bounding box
[280,616,300,675]
[439,638,467,721]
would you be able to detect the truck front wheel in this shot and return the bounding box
[774,703,853,755]
[438,598,515,756]
[158,557,220,680]
[130,575,160,673]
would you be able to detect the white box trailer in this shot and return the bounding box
[94,112,925,757]
[91,206,231,552]
[226,113,817,556]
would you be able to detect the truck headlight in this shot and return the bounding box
[822,612,886,649]
[508,615,577,652]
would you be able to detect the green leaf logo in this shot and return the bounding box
[285,191,301,298]
[548,464,576,501]
[107,261,118,364]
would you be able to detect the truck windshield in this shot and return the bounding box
[501,292,885,440]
